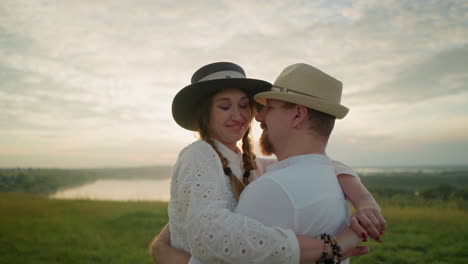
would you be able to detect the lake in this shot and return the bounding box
[48,165,467,202]
[51,178,171,202]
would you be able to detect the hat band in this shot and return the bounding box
[198,70,246,82]
[271,85,320,99]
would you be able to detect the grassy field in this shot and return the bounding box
[1,193,467,263]
[0,193,166,264]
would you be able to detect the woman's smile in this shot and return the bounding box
[226,122,245,131]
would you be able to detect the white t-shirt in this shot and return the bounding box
[235,154,351,264]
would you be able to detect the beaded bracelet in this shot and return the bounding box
[316,233,342,264]
[318,234,330,263]
[329,235,343,264]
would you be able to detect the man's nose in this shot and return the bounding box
[255,106,265,122]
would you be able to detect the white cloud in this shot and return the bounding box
[347,45,468,104]
[0,0,467,167]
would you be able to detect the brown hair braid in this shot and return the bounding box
[241,127,257,185]
[196,91,257,201]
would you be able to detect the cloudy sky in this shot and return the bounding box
[1,0,467,168]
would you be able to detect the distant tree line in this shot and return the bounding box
[360,171,468,209]
[360,170,468,189]
[0,166,172,195]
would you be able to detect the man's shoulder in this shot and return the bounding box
[262,156,334,180]
[245,167,294,199]
[260,156,343,200]
[243,172,284,194]
[239,171,292,208]
[256,167,288,183]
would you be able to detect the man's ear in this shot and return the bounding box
[292,105,308,128]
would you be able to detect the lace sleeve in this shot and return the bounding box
[174,142,300,264]
[331,159,360,181]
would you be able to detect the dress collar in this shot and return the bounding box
[267,154,330,172]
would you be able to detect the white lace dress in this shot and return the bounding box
[168,140,358,264]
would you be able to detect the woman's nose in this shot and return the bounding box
[231,107,244,121]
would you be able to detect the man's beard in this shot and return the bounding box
[259,125,274,156]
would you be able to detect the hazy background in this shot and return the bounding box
[1,0,467,168]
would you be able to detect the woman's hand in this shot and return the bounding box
[336,227,369,259]
[296,227,368,264]
[149,224,190,264]
[337,174,387,241]
[350,200,387,242]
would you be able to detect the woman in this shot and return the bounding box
[153,62,385,263]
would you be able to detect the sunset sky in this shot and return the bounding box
[1,0,467,168]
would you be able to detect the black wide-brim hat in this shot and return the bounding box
[172,62,271,131]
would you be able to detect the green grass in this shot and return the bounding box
[1,193,467,264]
[354,207,468,264]
[0,193,167,264]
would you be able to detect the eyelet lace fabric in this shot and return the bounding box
[168,140,300,264]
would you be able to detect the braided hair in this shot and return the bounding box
[197,91,257,201]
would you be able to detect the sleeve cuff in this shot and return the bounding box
[284,228,301,264]
[331,160,360,180]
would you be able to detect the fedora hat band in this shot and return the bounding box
[198,70,246,82]
[271,85,321,99]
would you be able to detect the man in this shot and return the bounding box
[235,63,360,264]
[151,63,386,263]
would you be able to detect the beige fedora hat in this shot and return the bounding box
[254,63,349,119]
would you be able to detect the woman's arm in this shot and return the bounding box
[149,224,190,264]
[298,227,368,263]
[337,174,387,241]
[151,224,367,264]
[331,159,387,240]
[151,226,367,264]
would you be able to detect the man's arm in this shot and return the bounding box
[337,174,387,241]
[149,224,190,264]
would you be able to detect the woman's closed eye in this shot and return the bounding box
[239,98,250,109]
[218,105,231,110]
[239,103,249,109]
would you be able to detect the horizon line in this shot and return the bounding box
[1,164,467,170]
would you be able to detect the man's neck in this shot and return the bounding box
[275,135,327,161]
